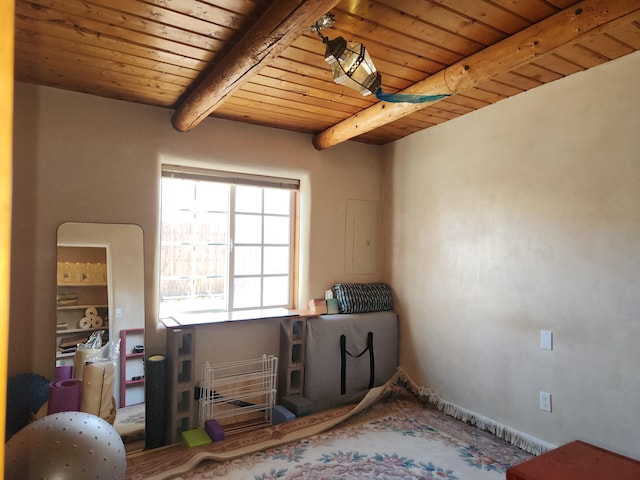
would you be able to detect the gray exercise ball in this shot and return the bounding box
[5,411,126,479]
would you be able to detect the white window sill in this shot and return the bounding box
[160,307,303,328]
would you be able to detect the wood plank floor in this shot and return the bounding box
[126,402,355,479]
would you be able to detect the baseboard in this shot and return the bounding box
[394,367,557,456]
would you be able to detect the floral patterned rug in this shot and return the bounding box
[175,385,532,479]
[114,402,145,446]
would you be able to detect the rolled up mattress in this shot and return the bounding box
[80,361,115,419]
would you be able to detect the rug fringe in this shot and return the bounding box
[392,367,555,456]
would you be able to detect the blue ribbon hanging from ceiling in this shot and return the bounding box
[374,87,450,103]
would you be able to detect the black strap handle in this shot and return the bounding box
[340,335,347,395]
[340,332,375,395]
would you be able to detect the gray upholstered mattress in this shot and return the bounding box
[304,311,398,411]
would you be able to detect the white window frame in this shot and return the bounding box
[160,165,299,317]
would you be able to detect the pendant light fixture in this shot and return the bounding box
[311,14,450,104]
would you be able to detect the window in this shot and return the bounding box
[160,166,298,317]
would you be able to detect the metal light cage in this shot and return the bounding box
[323,36,382,96]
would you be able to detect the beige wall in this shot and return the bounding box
[11,84,384,379]
[382,51,640,459]
[11,49,640,459]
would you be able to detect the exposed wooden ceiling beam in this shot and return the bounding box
[312,0,640,150]
[172,0,339,132]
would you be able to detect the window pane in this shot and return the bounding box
[264,216,289,244]
[264,188,290,215]
[162,210,193,243]
[234,246,262,275]
[235,185,262,213]
[161,244,193,277]
[263,246,289,274]
[160,277,191,301]
[195,182,228,212]
[161,173,295,315]
[194,212,227,244]
[194,245,227,276]
[263,276,289,306]
[194,278,225,306]
[233,277,261,309]
[235,214,262,243]
[162,178,194,211]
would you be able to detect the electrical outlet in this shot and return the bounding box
[539,391,552,412]
[540,330,553,350]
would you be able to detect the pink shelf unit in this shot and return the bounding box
[120,328,145,407]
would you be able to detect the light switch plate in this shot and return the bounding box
[539,391,552,412]
[540,330,553,350]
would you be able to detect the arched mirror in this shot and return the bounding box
[56,222,145,449]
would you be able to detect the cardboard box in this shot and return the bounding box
[326,298,339,314]
[308,299,327,314]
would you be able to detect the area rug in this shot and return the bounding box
[128,369,534,479]
[114,402,145,445]
[177,385,532,479]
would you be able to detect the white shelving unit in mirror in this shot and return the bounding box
[56,222,146,411]
[56,246,110,364]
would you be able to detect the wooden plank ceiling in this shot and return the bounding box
[14,0,640,147]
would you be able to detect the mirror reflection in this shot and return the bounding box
[55,222,145,450]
